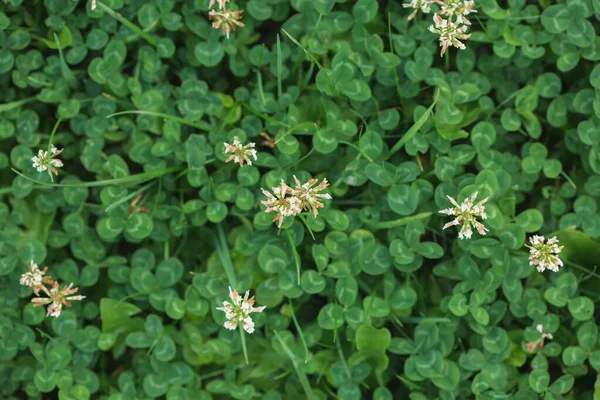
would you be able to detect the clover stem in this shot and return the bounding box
[239,325,249,365]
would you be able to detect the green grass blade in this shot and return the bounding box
[277,34,283,100]
[389,90,439,156]
[104,181,155,213]
[96,1,158,46]
[0,97,35,113]
[273,330,316,399]
[366,212,433,230]
[239,326,249,365]
[12,166,184,188]
[215,223,238,288]
[106,110,210,131]
[53,33,76,87]
[289,299,309,363]
[285,229,302,284]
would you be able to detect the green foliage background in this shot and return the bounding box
[1,0,600,399]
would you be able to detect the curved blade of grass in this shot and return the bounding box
[366,212,433,230]
[296,214,316,241]
[53,33,76,87]
[0,97,35,113]
[289,299,309,363]
[12,166,184,188]
[273,330,316,400]
[285,228,302,284]
[95,1,157,46]
[389,89,439,156]
[105,181,155,213]
[215,223,237,288]
[281,29,340,96]
[387,13,402,101]
[106,110,210,131]
[277,34,283,99]
[239,102,289,127]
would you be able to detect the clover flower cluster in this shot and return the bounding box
[439,192,488,240]
[20,261,85,318]
[32,145,64,179]
[208,0,244,39]
[404,0,476,56]
[216,286,265,334]
[223,136,257,167]
[262,176,332,228]
[439,193,565,274]
[525,235,564,273]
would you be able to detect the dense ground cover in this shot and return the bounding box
[1,0,600,399]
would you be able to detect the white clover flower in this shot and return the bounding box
[439,0,477,24]
[291,176,332,218]
[536,324,553,340]
[439,192,488,239]
[224,136,257,167]
[216,286,266,334]
[261,180,302,228]
[403,0,434,20]
[209,8,244,39]
[209,0,230,9]
[429,13,471,56]
[19,260,48,295]
[31,281,85,318]
[32,145,64,177]
[525,235,564,273]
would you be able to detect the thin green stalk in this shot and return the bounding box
[490,87,523,114]
[397,374,426,391]
[106,110,210,131]
[0,97,35,113]
[366,212,433,230]
[105,181,155,212]
[387,12,402,101]
[13,166,184,188]
[256,70,266,105]
[274,122,317,145]
[398,317,451,324]
[296,214,316,241]
[276,34,283,100]
[335,340,352,380]
[239,326,249,365]
[273,330,316,400]
[215,223,237,288]
[389,90,439,156]
[283,147,316,170]
[560,171,577,189]
[53,33,76,87]
[282,28,340,97]
[96,1,158,46]
[289,299,309,363]
[565,261,600,281]
[239,102,288,127]
[285,228,302,284]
